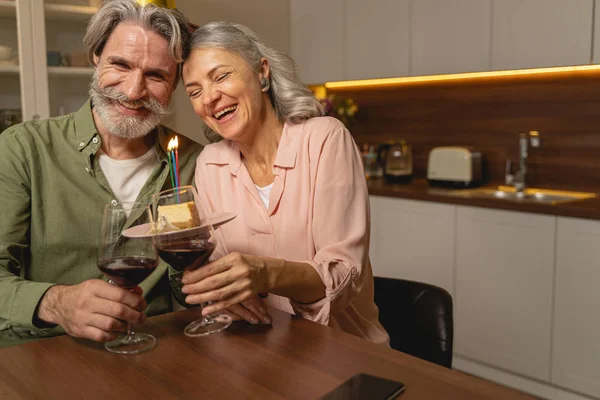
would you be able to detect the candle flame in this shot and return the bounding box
[167,136,179,152]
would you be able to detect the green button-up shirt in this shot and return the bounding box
[0,100,203,347]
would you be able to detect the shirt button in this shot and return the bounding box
[92,137,99,144]
[79,141,85,147]
[111,200,118,206]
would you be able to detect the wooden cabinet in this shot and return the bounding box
[491,0,593,70]
[552,217,600,398]
[289,0,344,85]
[345,0,409,80]
[369,196,455,296]
[410,0,491,76]
[454,206,555,381]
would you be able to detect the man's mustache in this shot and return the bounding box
[90,81,172,118]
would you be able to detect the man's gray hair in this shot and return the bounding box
[84,0,191,81]
[188,21,324,128]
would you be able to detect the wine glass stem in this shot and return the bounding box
[127,322,135,337]
[202,302,215,324]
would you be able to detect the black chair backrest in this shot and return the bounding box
[373,277,454,368]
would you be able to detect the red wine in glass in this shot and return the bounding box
[98,256,158,288]
[98,202,159,355]
[157,241,216,272]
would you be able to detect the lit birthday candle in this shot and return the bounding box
[173,135,180,189]
[167,137,176,188]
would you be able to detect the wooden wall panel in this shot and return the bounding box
[329,70,600,191]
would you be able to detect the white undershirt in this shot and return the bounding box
[255,182,274,209]
[97,147,158,208]
[99,146,178,312]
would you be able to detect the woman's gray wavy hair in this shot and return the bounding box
[84,0,191,82]
[187,21,324,141]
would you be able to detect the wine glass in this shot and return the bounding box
[152,186,232,337]
[97,202,159,355]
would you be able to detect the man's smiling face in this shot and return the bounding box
[90,22,177,140]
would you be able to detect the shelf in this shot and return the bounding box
[0,65,19,74]
[0,66,94,76]
[0,2,97,21]
[0,1,15,18]
[48,66,94,76]
[44,4,97,22]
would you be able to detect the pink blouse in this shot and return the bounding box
[194,117,389,345]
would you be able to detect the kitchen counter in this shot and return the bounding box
[368,178,600,221]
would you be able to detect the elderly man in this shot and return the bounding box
[0,0,203,347]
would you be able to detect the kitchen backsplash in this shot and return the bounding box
[327,69,600,192]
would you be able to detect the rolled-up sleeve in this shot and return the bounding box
[290,123,370,324]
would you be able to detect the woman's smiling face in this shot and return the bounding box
[183,47,269,142]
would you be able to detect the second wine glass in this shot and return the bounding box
[152,186,232,337]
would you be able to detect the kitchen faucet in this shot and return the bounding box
[505,131,540,195]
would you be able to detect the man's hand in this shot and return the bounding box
[224,294,272,325]
[37,280,147,342]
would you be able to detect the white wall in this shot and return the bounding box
[165,0,290,145]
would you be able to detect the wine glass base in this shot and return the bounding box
[184,314,232,337]
[105,333,157,355]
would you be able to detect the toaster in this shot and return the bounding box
[427,146,483,188]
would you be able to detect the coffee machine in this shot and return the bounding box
[378,141,413,183]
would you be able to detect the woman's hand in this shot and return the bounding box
[181,252,271,316]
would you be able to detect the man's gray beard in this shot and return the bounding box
[88,74,173,140]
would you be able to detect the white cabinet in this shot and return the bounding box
[454,206,555,381]
[491,0,593,70]
[289,0,410,83]
[288,0,597,84]
[0,0,97,126]
[369,195,381,270]
[593,0,600,64]
[370,198,600,399]
[345,0,409,80]
[552,217,600,398]
[369,196,455,296]
[289,0,344,85]
[43,7,97,117]
[0,0,37,123]
[410,0,491,76]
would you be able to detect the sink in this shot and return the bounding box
[439,186,597,205]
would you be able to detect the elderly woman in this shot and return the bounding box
[180,22,388,345]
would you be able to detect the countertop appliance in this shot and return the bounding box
[379,140,413,183]
[427,146,482,188]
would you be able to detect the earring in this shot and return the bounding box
[260,77,270,92]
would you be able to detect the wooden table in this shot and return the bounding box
[0,308,538,399]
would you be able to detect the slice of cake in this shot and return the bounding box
[157,201,201,229]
